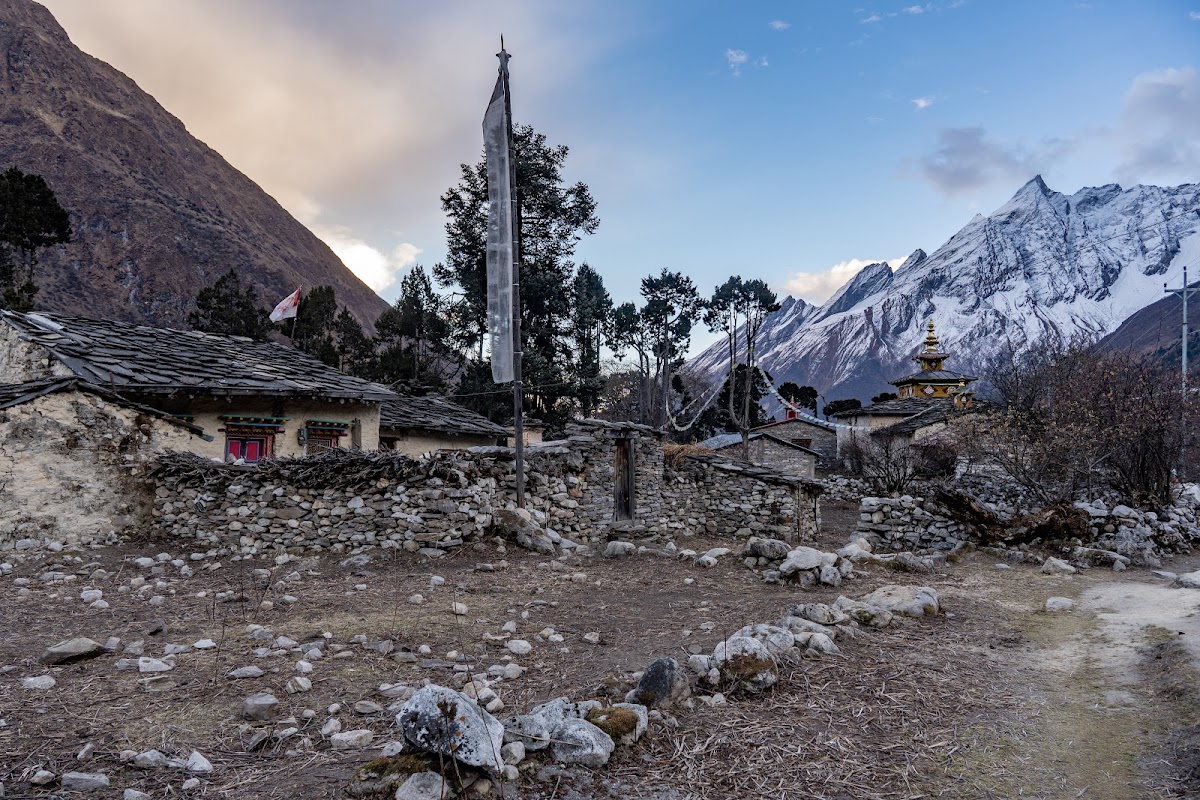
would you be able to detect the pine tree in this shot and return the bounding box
[0,167,71,312]
[187,269,274,341]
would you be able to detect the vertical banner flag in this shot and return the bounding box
[270,288,301,322]
[483,61,515,383]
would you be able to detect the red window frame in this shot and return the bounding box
[225,435,274,463]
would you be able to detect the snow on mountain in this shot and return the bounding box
[689,176,1200,401]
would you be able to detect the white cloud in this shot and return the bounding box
[757,56,769,68]
[863,13,883,23]
[783,257,904,303]
[919,126,1075,195]
[902,5,926,13]
[726,48,749,75]
[1115,66,1200,184]
[768,19,790,30]
[912,96,935,110]
[1190,11,1200,21]
[312,224,421,294]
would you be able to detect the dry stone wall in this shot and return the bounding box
[150,421,824,555]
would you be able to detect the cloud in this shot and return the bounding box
[863,13,883,23]
[757,56,769,68]
[312,224,421,294]
[768,19,790,30]
[902,5,926,13]
[919,127,1074,195]
[725,48,749,75]
[783,257,905,303]
[1190,11,1200,21]
[912,96,935,110]
[40,0,606,298]
[1115,67,1200,184]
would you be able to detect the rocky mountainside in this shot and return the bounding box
[0,0,388,327]
[691,176,1200,401]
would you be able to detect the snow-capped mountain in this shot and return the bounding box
[689,176,1200,401]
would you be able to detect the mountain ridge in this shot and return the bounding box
[0,0,388,327]
[690,176,1200,401]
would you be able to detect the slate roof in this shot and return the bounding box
[0,377,206,435]
[754,415,838,433]
[831,396,951,418]
[379,395,508,439]
[0,311,393,401]
[889,369,977,385]
[698,430,819,456]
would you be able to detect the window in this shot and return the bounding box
[303,420,353,455]
[219,416,286,464]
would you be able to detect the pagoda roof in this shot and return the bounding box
[889,369,977,386]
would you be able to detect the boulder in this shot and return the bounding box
[603,541,636,559]
[743,537,791,561]
[733,624,796,658]
[394,772,454,800]
[790,603,848,627]
[857,585,939,617]
[550,718,615,767]
[1041,557,1076,575]
[711,635,778,693]
[242,692,279,721]
[61,772,110,791]
[39,637,106,665]
[778,547,826,575]
[1045,597,1074,612]
[624,657,691,709]
[396,685,504,772]
[1175,571,1200,589]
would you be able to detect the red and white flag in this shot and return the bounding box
[270,288,301,322]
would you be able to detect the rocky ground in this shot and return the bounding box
[2,501,1199,799]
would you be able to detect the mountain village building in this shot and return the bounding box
[833,320,976,452]
[697,430,820,480]
[0,311,505,462]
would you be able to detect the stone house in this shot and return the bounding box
[0,377,206,545]
[697,431,819,480]
[379,395,508,456]
[0,311,504,462]
[751,412,838,466]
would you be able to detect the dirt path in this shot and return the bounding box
[925,554,1200,799]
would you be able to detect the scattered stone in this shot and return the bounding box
[227,666,264,679]
[624,657,690,709]
[452,602,469,616]
[22,675,55,690]
[1175,571,1200,589]
[1041,557,1076,576]
[501,741,525,765]
[396,684,504,771]
[133,749,170,769]
[858,585,939,617]
[137,657,173,673]
[330,729,374,750]
[39,637,106,665]
[286,676,313,694]
[603,541,635,558]
[506,639,532,656]
[1045,597,1075,612]
[60,772,110,791]
[551,717,615,767]
[242,692,279,721]
[583,632,601,644]
[31,770,55,786]
[394,772,454,800]
[124,790,153,800]
[778,546,826,575]
[185,751,213,773]
[354,700,384,714]
[712,636,778,693]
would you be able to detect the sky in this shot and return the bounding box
[38,0,1200,342]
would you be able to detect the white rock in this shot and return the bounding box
[394,772,454,800]
[137,657,173,673]
[321,718,342,736]
[396,684,504,771]
[506,639,532,656]
[857,585,939,617]
[286,676,312,694]
[551,717,615,767]
[1045,597,1075,612]
[61,772,110,790]
[452,602,468,616]
[1041,557,1076,575]
[330,729,374,750]
[227,666,264,679]
[711,636,778,693]
[185,751,213,773]
[22,675,55,689]
[1175,571,1200,589]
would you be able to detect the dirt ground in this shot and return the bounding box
[2,500,1199,799]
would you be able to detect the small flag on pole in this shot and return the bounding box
[483,51,515,383]
[270,288,301,322]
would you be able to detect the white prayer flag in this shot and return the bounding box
[270,287,301,322]
[483,60,514,383]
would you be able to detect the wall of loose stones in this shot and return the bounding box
[855,496,968,552]
[660,456,822,544]
[150,421,824,554]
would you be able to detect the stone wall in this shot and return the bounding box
[0,390,202,548]
[149,420,823,555]
[855,495,968,552]
[661,454,822,544]
[748,437,816,480]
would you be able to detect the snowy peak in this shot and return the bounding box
[689,178,1200,401]
[819,261,894,318]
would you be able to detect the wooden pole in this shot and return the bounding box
[500,40,525,508]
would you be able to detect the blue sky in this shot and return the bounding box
[43,0,1200,332]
